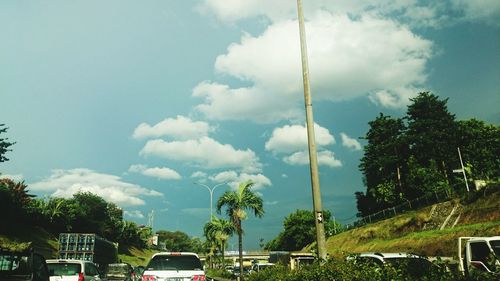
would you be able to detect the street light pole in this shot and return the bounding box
[194,182,227,220]
[296,0,328,261]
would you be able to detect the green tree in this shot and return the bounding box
[406,92,458,182]
[156,230,197,252]
[264,209,340,251]
[456,119,500,180]
[0,124,15,163]
[204,216,235,268]
[216,180,264,280]
[358,113,407,215]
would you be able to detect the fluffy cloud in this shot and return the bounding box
[209,170,272,190]
[265,123,335,154]
[200,0,500,27]
[29,169,162,207]
[283,150,342,168]
[193,12,432,123]
[140,137,262,173]
[133,115,214,140]
[191,171,208,179]
[124,210,145,219]
[340,133,362,151]
[129,164,181,180]
[0,173,23,181]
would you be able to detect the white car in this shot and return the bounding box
[142,252,205,281]
[46,259,103,281]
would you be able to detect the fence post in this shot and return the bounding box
[393,207,396,216]
[435,191,439,202]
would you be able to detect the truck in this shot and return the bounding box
[0,242,50,281]
[458,236,499,276]
[58,233,117,269]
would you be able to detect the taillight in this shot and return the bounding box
[142,275,157,281]
[78,272,85,281]
[192,275,206,281]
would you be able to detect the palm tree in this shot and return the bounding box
[216,180,264,280]
[204,216,234,269]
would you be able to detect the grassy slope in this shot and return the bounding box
[326,190,500,258]
[117,245,160,267]
[0,224,58,259]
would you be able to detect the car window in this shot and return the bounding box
[147,255,202,271]
[490,240,500,257]
[0,253,30,273]
[48,263,81,276]
[85,263,98,276]
[107,264,131,274]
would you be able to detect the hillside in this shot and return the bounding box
[326,189,500,258]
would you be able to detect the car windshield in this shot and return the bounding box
[146,255,202,271]
[490,240,500,257]
[47,263,81,276]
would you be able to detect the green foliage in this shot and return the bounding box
[204,216,235,268]
[156,230,201,252]
[0,124,15,163]
[357,92,500,217]
[246,259,497,281]
[265,209,342,251]
[216,180,264,276]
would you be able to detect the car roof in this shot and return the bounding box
[151,252,200,258]
[46,259,88,264]
[357,253,422,259]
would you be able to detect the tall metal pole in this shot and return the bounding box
[457,147,470,192]
[194,182,227,220]
[296,0,327,261]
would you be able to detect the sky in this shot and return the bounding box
[1,0,499,250]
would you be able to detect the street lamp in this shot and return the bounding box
[194,182,227,221]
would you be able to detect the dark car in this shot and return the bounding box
[105,263,134,281]
[0,246,50,281]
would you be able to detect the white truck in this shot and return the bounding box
[458,236,499,276]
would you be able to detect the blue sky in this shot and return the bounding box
[1,0,499,250]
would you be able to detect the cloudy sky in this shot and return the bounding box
[1,0,499,249]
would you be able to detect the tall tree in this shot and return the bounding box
[204,216,234,268]
[358,113,407,215]
[216,180,264,280]
[0,124,15,163]
[456,119,500,180]
[406,92,458,180]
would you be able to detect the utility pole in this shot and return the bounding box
[457,147,470,192]
[194,182,227,221]
[296,0,327,261]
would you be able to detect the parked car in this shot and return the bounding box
[142,252,205,281]
[0,246,50,281]
[347,252,437,278]
[46,259,104,281]
[250,263,274,273]
[105,263,134,281]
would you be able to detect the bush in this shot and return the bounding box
[246,259,498,281]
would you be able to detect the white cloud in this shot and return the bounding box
[124,210,145,219]
[340,133,362,151]
[133,115,214,140]
[210,170,272,190]
[0,173,23,181]
[193,81,302,123]
[29,169,162,207]
[140,137,262,173]
[265,123,335,154]
[283,150,342,168]
[193,12,432,123]
[128,164,181,180]
[200,0,500,27]
[450,0,500,26]
[191,171,208,179]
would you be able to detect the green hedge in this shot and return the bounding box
[246,259,497,281]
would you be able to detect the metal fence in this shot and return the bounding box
[345,188,453,230]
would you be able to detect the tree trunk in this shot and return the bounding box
[221,240,225,270]
[238,227,244,281]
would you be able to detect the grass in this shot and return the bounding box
[117,245,160,267]
[326,190,500,259]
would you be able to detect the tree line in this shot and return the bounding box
[356,92,499,217]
